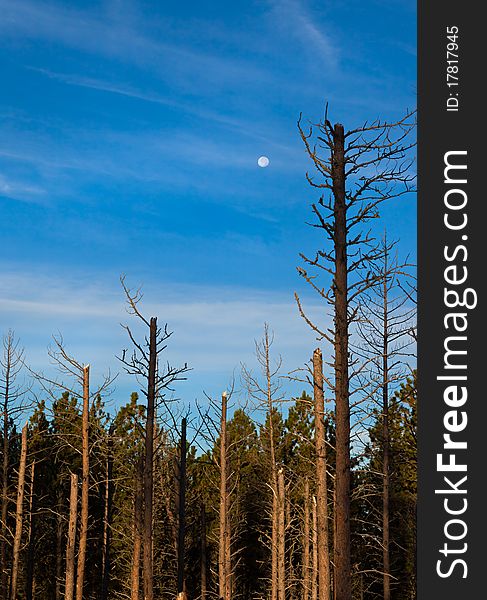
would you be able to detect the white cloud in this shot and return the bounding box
[268,0,339,68]
[0,174,46,203]
[0,268,331,404]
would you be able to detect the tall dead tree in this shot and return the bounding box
[356,236,415,599]
[0,331,26,600]
[55,489,64,600]
[177,417,187,599]
[277,468,286,600]
[218,391,231,600]
[296,108,415,600]
[312,349,330,600]
[311,497,318,600]
[101,426,114,600]
[30,336,112,600]
[119,277,189,600]
[65,473,78,600]
[25,460,36,600]
[131,455,144,600]
[200,504,207,600]
[302,479,310,600]
[242,324,284,600]
[9,423,27,600]
[76,365,90,600]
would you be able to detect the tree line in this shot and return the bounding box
[0,108,416,600]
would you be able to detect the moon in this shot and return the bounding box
[257,155,270,168]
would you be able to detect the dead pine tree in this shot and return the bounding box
[1,331,28,600]
[200,503,207,600]
[131,455,144,600]
[277,468,285,600]
[311,497,318,600]
[355,235,415,599]
[302,479,310,600]
[118,277,189,600]
[218,391,231,600]
[29,335,113,600]
[25,459,36,600]
[9,423,27,600]
[101,426,114,600]
[176,417,187,600]
[76,364,90,600]
[65,472,78,600]
[295,107,415,600]
[312,349,330,600]
[196,388,236,600]
[242,324,285,600]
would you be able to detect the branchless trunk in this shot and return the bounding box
[101,429,114,600]
[311,497,318,600]
[302,479,310,600]
[0,351,11,600]
[382,257,391,600]
[277,469,286,600]
[9,424,27,600]
[131,455,144,600]
[56,488,64,600]
[177,418,187,596]
[313,349,330,600]
[200,504,207,600]
[331,123,351,600]
[143,317,157,600]
[219,391,231,600]
[25,460,36,600]
[261,328,279,600]
[65,473,78,600]
[76,365,90,600]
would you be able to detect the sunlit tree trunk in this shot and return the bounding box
[302,479,310,600]
[313,349,330,600]
[9,424,27,600]
[76,365,90,600]
[218,391,231,600]
[65,473,78,600]
[131,456,144,600]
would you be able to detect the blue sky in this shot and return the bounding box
[0,0,416,411]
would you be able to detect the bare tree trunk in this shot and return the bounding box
[177,418,187,596]
[9,424,27,600]
[25,460,36,600]
[131,455,144,600]
[313,349,330,600]
[65,473,78,600]
[262,327,279,600]
[331,123,351,600]
[200,504,207,600]
[219,391,231,600]
[382,266,391,600]
[56,488,64,600]
[1,345,12,600]
[302,480,310,600]
[1,414,9,600]
[143,318,157,600]
[277,469,286,600]
[75,365,90,600]
[311,498,317,600]
[101,428,113,600]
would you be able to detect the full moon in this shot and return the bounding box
[257,155,270,168]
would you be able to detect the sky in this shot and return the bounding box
[0,0,416,413]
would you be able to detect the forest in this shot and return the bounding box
[0,109,416,600]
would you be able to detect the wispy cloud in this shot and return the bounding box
[268,0,339,68]
[1,0,270,90]
[0,173,45,203]
[0,269,327,402]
